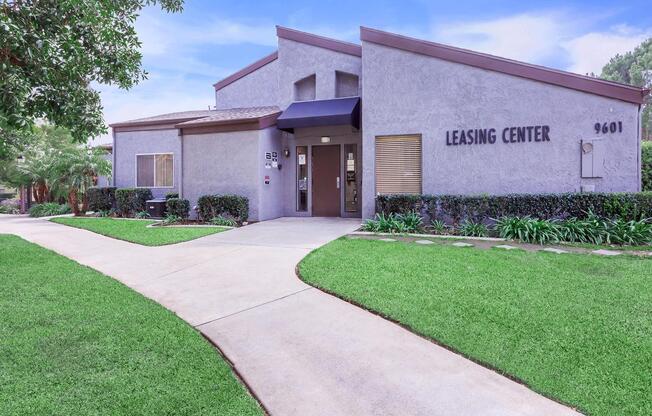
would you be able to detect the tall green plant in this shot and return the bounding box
[52,146,110,216]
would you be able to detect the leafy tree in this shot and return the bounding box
[601,38,652,139]
[52,144,110,215]
[0,0,183,160]
[0,125,109,214]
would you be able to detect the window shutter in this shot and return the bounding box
[375,135,422,194]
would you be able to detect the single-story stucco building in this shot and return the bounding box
[110,26,649,220]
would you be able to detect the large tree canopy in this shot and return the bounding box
[601,38,652,139]
[0,0,183,160]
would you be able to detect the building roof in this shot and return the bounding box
[213,51,278,91]
[109,109,217,128]
[111,107,282,134]
[360,26,648,105]
[175,106,281,128]
[276,26,362,57]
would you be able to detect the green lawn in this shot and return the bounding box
[299,238,652,416]
[0,234,262,416]
[51,217,227,246]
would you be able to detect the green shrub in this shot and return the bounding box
[604,217,652,245]
[643,142,652,192]
[396,211,423,232]
[377,192,652,224]
[135,211,151,219]
[197,194,248,223]
[430,219,448,234]
[166,198,190,219]
[210,215,237,227]
[361,212,421,233]
[86,187,116,212]
[165,192,179,200]
[458,220,489,237]
[495,216,560,245]
[29,203,71,217]
[162,214,182,225]
[0,199,19,214]
[115,188,152,217]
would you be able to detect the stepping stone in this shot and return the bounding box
[592,249,622,256]
[414,240,434,245]
[379,238,396,242]
[494,244,518,250]
[542,248,569,254]
[452,242,474,247]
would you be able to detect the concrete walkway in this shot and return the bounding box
[0,215,581,416]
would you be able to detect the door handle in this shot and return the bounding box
[336,177,340,189]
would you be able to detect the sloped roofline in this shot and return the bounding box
[360,26,648,105]
[213,51,279,91]
[276,26,362,57]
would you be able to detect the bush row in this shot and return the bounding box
[87,187,116,212]
[362,212,652,245]
[197,194,249,223]
[166,198,190,219]
[643,141,652,192]
[29,203,71,217]
[115,188,153,217]
[376,192,652,224]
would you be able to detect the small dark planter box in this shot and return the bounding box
[146,199,167,218]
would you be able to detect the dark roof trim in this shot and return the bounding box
[360,27,648,105]
[177,112,281,135]
[213,51,278,91]
[277,26,362,57]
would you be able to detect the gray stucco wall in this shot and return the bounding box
[277,38,361,109]
[182,130,260,220]
[257,127,285,220]
[281,125,362,217]
[361,41,641,218]
[113,129,181,199]
[215,59,279,109]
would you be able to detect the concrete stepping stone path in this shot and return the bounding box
[542,248,569,254]
[415,240,434,245]
[379,238,397,242]
[494,244,519,250]
[592,249,622,256]
[452,242,474,247]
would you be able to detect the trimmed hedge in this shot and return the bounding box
[197,194,249,223]
[87,187,116,212]
[166,198,190,219]
[643,141,652,192]
[376,192,652,224]
[165,192,179,200]
[115,188,153,217]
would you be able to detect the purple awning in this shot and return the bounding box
[277,97,360,133]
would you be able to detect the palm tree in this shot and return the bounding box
[54,147,110,215]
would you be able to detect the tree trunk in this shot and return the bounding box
[81,192,89,215]
[68,189,80,216]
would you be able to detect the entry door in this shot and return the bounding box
[312,145,341,217]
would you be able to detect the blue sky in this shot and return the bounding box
[95,0,652,143]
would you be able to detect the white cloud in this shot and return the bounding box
[434,13,570,64]
[562,25,650,75]
[431,12,649,77]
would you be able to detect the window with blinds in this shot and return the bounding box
[375,135,422,195]
[136,153,173,187]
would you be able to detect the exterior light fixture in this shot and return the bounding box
[283,148,290,158]
[321,136,331,143]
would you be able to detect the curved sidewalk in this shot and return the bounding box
[0,215,581,416]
